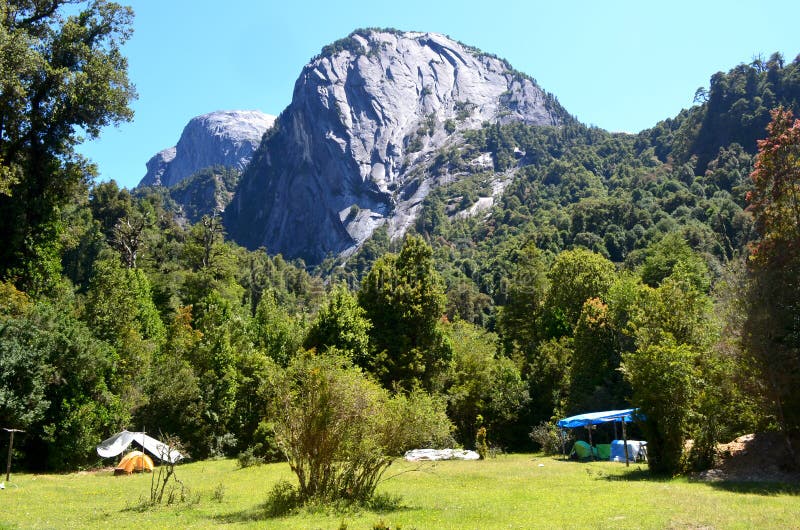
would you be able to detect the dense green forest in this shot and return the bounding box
[1,2,799,478]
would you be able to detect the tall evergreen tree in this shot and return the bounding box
[304,283,371,363]
[358,235,451,390]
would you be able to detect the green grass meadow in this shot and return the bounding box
[1,454,798,529]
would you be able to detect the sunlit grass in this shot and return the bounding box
[1,454,798,529]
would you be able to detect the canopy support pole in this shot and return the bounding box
[621,419,630,467]
[587,425,594,460]
[561,429,566,461]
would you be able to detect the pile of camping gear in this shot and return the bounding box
[557,409,647,465]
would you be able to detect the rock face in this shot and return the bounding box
[166,166,240,223]
[139,110,276,188]
[226,30,570,264]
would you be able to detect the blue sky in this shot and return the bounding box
[77,0,800,189]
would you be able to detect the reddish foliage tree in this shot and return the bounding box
[747,107,800,263]
[744,107,800,466]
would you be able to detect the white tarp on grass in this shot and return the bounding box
[404,449,480,461]
[96,430,183,463]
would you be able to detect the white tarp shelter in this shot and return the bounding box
[96,430,183,464]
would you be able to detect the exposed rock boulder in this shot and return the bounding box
[139,110,276,188]
[225,30,571,264]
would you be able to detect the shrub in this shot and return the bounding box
[529,421,571,455]
[264,480,301,517]
[268,352,451,504]
[211,482,225,502]
[237,447,264,468]
[475,427,488,460]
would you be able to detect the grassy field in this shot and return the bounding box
[1,454,798,529]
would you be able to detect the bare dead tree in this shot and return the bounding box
[112,215,146,268]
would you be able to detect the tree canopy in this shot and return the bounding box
[0,0,136,293]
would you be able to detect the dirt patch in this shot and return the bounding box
[696,433,800,482]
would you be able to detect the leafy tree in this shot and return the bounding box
[525,336,572,427]
[304,283,371,363]
[639,233,710,291]
[181,215,243,307]
[358,235,451,390]
[703,260,769,466]
[189,292,247,456]
[184,215,226,271]
[496,243,550,356]
[230,347,281,460]
[445,280,492,327]
[621,252,718,473]
[439,320,528,447]
[605,272,648,359]
[547,248,616,327]
[568,297,621,413]
[83,251,165,411]
[134,306,207,456]
[268,351,451,504]
[135,353,206,457]
[622,340,699,475]
[743,107,800,462]
[630,270,716,352]
[3,299,125,470]
[252,289,304,366]
[89,180,134,240]
[84,252,165,344]
[0,0,135,293]
[0,285,49,429]
[747,107,800,256]
[59,196,107,291]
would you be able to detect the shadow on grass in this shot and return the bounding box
[702,480,800,496]
[592,465,800,496]
[591,466,666,483]
[213,492,411,524]
[213,502,274,524]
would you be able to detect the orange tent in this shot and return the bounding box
[114,450,154,475]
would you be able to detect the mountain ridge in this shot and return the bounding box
[139,109,276,188]
[224,29,571,264]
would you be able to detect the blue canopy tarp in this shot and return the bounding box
[557,408,638,429]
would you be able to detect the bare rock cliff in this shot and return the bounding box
[139,110,276,188]
[225,30,569,263]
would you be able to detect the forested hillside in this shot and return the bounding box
[1,3,799,477]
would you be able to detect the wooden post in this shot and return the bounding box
[4,428,24,482]
[621,420,630,467]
